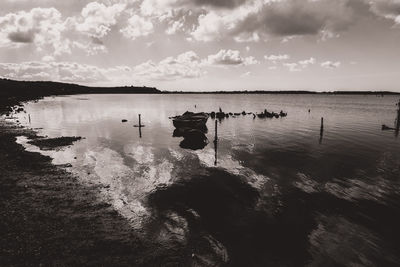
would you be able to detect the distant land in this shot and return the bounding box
[164,90,400,95]
[0,78,161,98]
[1,79,399,98]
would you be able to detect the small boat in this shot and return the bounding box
[172,111,209,128]
[216,112,226,119]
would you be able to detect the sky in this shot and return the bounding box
[0,0,400,91]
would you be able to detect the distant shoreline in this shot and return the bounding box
[162,90,400,95]
[1,78,399,98]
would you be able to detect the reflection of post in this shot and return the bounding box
[28,114,31,124]
[319,117,324,144]
[214,119,218,166]
[214,120,218,142]
[395,99,400,137]
[134,114,145,138]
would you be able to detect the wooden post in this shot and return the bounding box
[396,100,400,129]
[320,117,324,135]
[214,119,218,165]
[395,100,400,137]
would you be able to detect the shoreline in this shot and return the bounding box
[1,78,399,98]
[0,97,189,266]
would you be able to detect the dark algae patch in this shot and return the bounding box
[28,136,82,150]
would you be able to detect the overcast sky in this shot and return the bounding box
[0,0,400,91]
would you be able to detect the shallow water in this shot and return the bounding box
[14,94,400,266]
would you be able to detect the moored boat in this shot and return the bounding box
[172,111,209,129]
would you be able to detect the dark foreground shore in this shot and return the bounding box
[0,98,189,266]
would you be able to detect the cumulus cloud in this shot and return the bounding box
[140,0,247,16]
[283,63,301,72]
[265,54,290,62]
[369,0,400,24]
[299,57,316,66]
[205,49,258,66]
[133,51,205,80]
[0,48,262,83]
[240,71,251,77]
[73,2,126,38]
[284,57,316,71]
[0,61,132,83]
[321,61,341,69]
[190,0,358,42]
[121,15,154,40]
[0,8,68,54]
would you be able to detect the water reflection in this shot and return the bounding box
[12,94,400,266]
[319,117,324,144]
[179,130,208,150]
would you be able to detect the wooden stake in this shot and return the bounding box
[320,117,324,135]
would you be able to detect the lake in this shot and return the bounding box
[14,94,400,266]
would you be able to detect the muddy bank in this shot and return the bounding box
[0,100,190,266]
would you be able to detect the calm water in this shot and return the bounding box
[14,94,400,266]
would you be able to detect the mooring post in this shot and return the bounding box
[396,100,400,128]
[139,114,142,126]
[395,100,400,136]
[321,117,324,135]
[319,117,324,136]
[319,117,324,144]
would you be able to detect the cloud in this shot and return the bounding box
[133,51,205,80]
[321,61,341,69]
[369,0,400,24]
[284,57,316,71]
[265,54,290,62]
[121,15,154,40]
[190,0,357,42]
[299,57,316,66]
[7,30,36,43]
[140,0,247,16]
[73,2,126,38]
[41,55,55,62]
[205,49,258,66]
[0,48,261,84]
[0,8,68,54]
[240,71,251,77]
[0,61,132,83]
[283,63,301,72]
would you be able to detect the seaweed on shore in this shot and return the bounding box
[28,136,82,150]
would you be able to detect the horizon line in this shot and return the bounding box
[1,78,400,95]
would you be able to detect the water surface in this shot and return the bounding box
[14,94,400,266]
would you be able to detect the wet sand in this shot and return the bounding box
[0,99,190,266]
